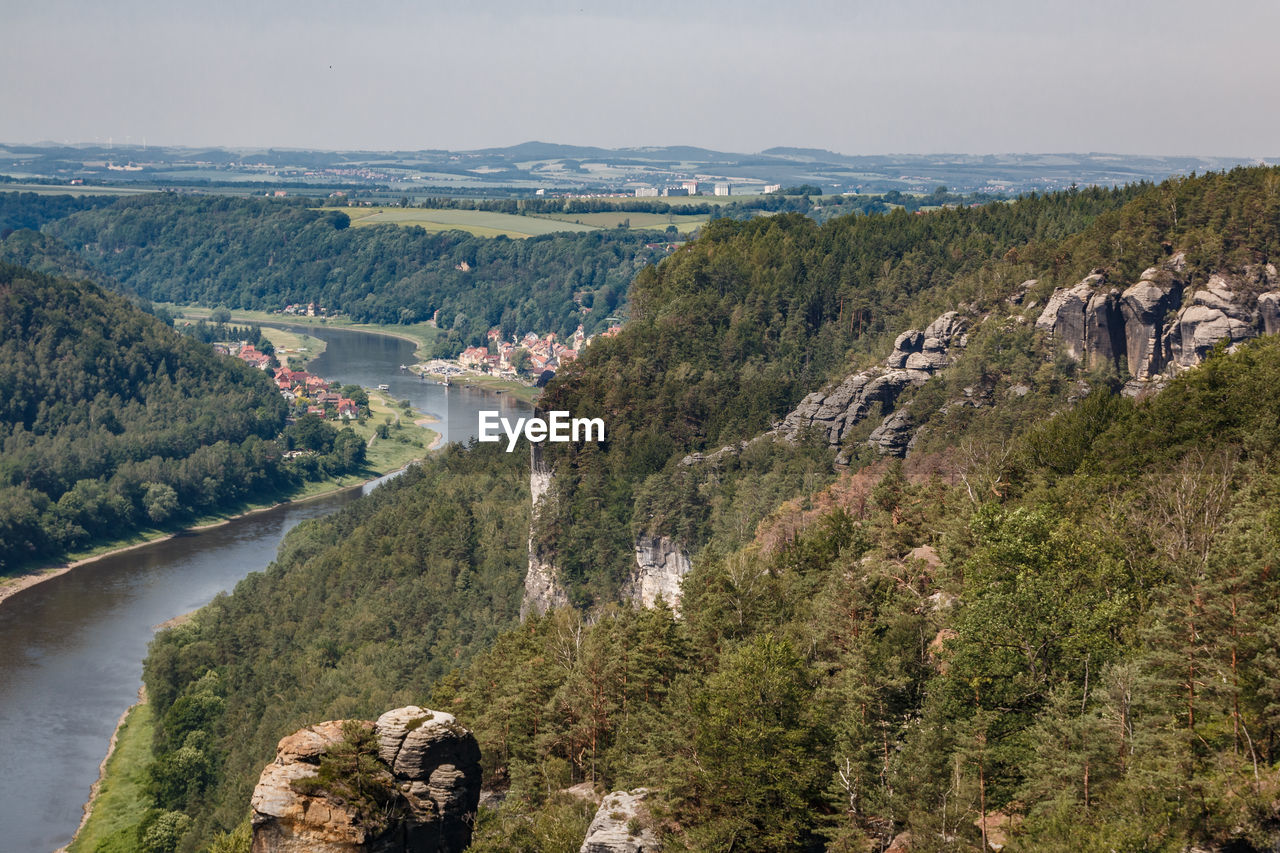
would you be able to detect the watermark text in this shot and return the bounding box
[478,410,605,452]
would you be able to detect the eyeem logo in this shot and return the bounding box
[478,410,605,452]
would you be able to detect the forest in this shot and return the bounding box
[66,167,1280,851]
[37,194,667,350]
[0,263,367,571]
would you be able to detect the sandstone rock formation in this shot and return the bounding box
[579,789,658,853]
[774,310,966,458]
[250,706,481,853]
[1036,256,1280,390]
[522,442,569,619]
[622,534,692,609]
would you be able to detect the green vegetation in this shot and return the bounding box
[79,167,1280,850]
[140,445,530,842]
[69,701,155,853]
[41,195,668,349]
[344,205,596,237]
[0,263,414,575]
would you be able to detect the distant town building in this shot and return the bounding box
[634,187,660,198]
[682,180,700,195]
[764,184,782,193]
[661,186,689,197]
[714,183,731,196]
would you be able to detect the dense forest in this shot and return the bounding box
[0,263,365,572]
[77,167,1280,851]
[36,194,666,349]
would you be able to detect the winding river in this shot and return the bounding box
[0,326,531,852]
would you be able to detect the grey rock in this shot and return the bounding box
[1035,280,1094,360]
[522,443,569,619]
[905,350,948,371]
[869,408,915,457]
[251,707,481,853]
[775,311,964,455]
[893,329,924,353]
[1084,288,1126,370]
[580,789,658,853]
[1120,278,1182,380]
[624,534,692,609]
[1259,292,1280,335]
[1171,303,1255,367]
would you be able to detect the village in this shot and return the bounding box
[452,322,621,380]
[216,341,364,421]
[216,316,624,419]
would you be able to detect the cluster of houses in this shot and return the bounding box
[457,323,621,378]
[281,303,330,317]
[229,343,273,370]
[273,368,360,420]
[220,340,361,421]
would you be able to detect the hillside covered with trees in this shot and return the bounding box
[0,263,365,572]
[36,195,665,350]
[102,167,1280,851]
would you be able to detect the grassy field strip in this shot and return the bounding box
[167,304,444,358]
[340,206,596,238]
[531,210,708,233]
[0,182,154,196]
[256,325,325,364]
[66,698,154,852]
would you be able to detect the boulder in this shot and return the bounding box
[251,708,481,853]
[579,789,658,853]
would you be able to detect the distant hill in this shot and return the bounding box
[0,262,289,570]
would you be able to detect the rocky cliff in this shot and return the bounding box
[1036,254,1280,389]
[250,706,481,853]
[621,534,692,609]
[774,310,967,460]
[521,441,569,618]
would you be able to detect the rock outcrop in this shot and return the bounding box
[250,707,481,853]
[579,789,658,853]
[775,310,966,458]
[622,534,692,609]
[1037,256,1280,390]
[522,442,569,619]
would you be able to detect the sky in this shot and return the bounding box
[3,0,1277,156]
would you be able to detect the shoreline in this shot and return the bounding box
[59,687,148,853]
[0,473,391,611]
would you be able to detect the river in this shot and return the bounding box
[0,325,531,852]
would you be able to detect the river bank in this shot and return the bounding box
[0,468,404,611]
[60,687,150,853]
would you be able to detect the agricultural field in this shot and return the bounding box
[341,206,594,238]
[531,210,708,233]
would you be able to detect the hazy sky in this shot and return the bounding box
[3,0,1276,156]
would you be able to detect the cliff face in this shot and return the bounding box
[1036,255,1280,388]
[250,706,481,853]
[521,442,569,618]
[622,534,692,609]
[775,310,967,460]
